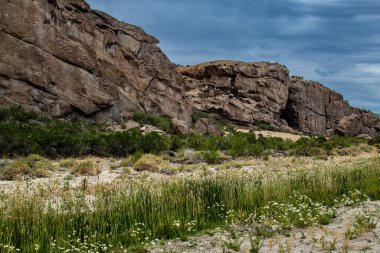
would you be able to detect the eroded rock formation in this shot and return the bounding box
[0,0,191,124]
[0,0,379,137]
[178,63,380,137]
[178,61,290,124]
[282,77,380,136]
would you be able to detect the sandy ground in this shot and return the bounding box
[148,201,380,253]
[235,128,304,141]
[0,152,377,195]
[254,130,305,142]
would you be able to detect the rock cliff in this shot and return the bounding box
[0,0,191,124]
[282,76,380,136]
[178,61,290,124]
[178,63,380,137]
[0,0,379,137]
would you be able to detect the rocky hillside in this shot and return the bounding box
[0,0,379,137]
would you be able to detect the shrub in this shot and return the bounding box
[25,154,52,169]
[228,132,265,157]
[0,160,30,180]
[60,158,76,169]
[174,149,202,164]
[141,132,170,154]
[132,112,175,133]
[253,120,283,132]
[191,109,211,123]
[369,136,380,146]
[0,106,45,123]
[201,150,221,164]
[0,107,374,160]
[119,152,143,167]
[0,154,54,180]
[133,154,169,172]
[290,137,323,156]
[70,160,100,176]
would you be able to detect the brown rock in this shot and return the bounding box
[282,77,380,136]
[282,78,332,134]
[0,0,191,124]
[193,118,224,136]
[178,60,290,124]
[180,62,380,137]
[171,118,190,134]
[375,122,380,132]
[336,114,362,136]
[0,0,379,137]
[357,134,372,140]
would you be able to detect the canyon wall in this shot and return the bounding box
[0,0,379,136]
[178,63,380,136]
[0,0,191,125]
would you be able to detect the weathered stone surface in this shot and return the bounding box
[0,0,191,125]
[357,134,372,140]
[178,60,290,124]
[193,118,224,136]
[171,118,190,134]
[180,61,380,136]
[336,114,362,136]
[282,76,380,136]
[0,0,379,137]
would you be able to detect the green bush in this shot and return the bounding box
[201,150,220,164]
[369,136,380,146]
[253,120,283,132]
[70,160,100,176]
[132,112,175,133]
[0,154,54,180]
[133,154,168,172]
[191,109,211,123]
[0,106,46,123]
[0,107,373,159]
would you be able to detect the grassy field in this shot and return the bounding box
[0,107,379,252]
[0,156,379,252]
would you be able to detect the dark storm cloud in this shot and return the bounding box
[87,0,380,113]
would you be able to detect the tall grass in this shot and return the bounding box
[0,157,379,251]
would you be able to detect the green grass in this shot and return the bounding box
[0,157,379,252]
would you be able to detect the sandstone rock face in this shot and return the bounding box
[282,77,380,136]
[0,0,191,124]
[0,0,378,137]
[180,61,380,137]
[193,118,224,136]
[178,61,290,124]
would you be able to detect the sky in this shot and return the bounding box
[87,0,380,114]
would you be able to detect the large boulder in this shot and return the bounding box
[193,118,224,136]
[0,0,191,125]
[178,61,290,124]
[282,76,380,136]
